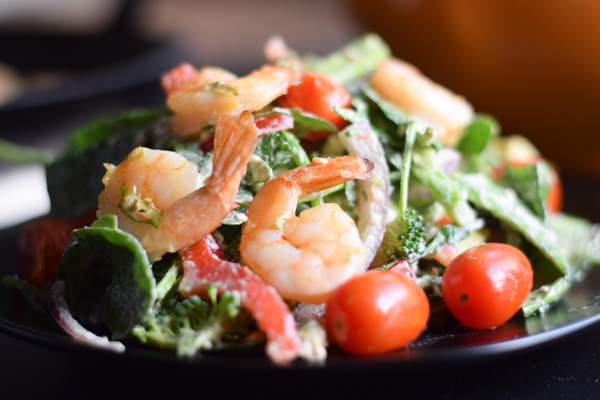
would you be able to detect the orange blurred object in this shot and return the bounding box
[349,0,600,178]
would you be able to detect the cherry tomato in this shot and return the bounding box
[441,243,533,330]
[18,217,77,288]
[278,72,352,142]
[325,270,429,355]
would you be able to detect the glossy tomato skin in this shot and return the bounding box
[326,270,429,355]
[441,243,533,330]
[278,72,351,141]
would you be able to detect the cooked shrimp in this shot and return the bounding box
[263,35,301,67]
[240,156,373,304]
[167,63,300,137]
[370,58,474,146]
[97,111,259,261]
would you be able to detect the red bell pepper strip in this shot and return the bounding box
[254,113,295,137]
[179,235,301,365]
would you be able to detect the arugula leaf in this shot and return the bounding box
[57,214,156,340]
[503,160,552,220]
[362,83,409,126]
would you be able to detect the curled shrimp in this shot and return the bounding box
[167,63,301,137]
[370,58,474,146]
[97,111,259,261]
[239,156,374,304]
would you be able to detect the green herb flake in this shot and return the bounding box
[118,184,164,228]
[202,81,239,96]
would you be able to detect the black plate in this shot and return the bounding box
[1,215,600,373]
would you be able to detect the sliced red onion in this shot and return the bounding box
[49,280,126,353]
[338,118,390,270]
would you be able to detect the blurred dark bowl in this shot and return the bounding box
[349,0,600,179]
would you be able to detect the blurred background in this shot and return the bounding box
[0,0,599,228]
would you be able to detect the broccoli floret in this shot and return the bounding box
[132,284,244,358]
[375,209,427,265]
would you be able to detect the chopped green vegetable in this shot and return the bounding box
[119,184,164,228]
[132,284,245,358]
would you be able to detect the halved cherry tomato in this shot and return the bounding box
[277,72,352,142]
[179,235,301,365]
[325,270,429,355]
[441,243,533,330]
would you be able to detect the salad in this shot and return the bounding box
[2,33,600,365]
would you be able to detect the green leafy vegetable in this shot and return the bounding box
[457,114,499,156]
[64,109,172,155]
[302,33,391,85]
[503,160,552,220]
[253,129,310,173]
[458,173,570,278]
[57,214,156,340]
[412,133,477,227]
[549,213,600,266]
[0,139,55,164]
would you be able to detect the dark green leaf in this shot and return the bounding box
[57,214,156,340]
